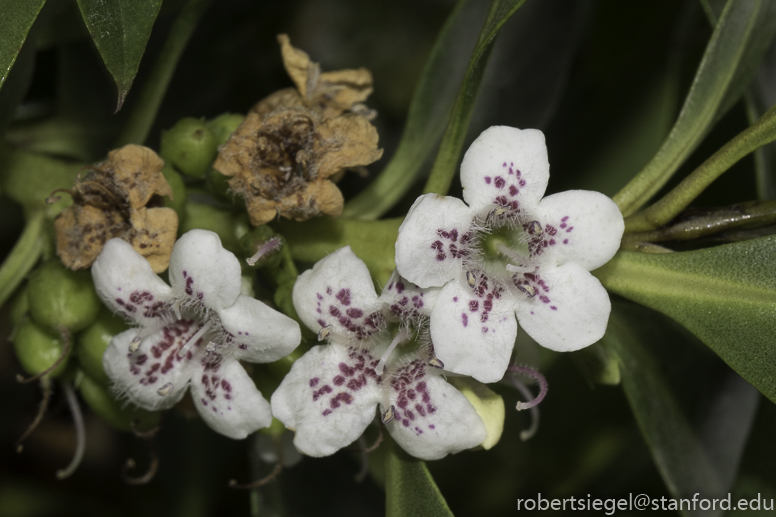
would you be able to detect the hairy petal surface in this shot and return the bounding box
[379,270,439,319]
[516,262,610,352]
[385,364,487,461]
[103,322,203,410]
[430,278,517,383]
[292,247,382,339]
[395,194,474,288]
[190,355,272,439]
[461,126,549,212]
[92,238,173,326]
[271,344,382,457]
[218,295,301,363]
[168,230,242,311]
[539,190,624,271]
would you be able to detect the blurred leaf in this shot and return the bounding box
[342,0,488,219]
[422,0,528,197]
[0,0,46,92]
[279,217,401,286]
[595,236,776,404]
[0,35,35,134]
[76,0,162,111]
[748,41,776,200]
[604,301,758,513]
[385,436,453,517]
[614,0,775,216]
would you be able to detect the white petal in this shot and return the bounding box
[461,126,549,213]
[395,193,475,289]
[218,295,301,363]
[168,230,241,311]
[189,355,272,439]
[515,262,611,352]
[538,190,624,271]
[91,238,174,326]
[270,344,382,457]
[429,277,517,383]
[378,270,439,319]
[292,247,383,340]
[383,361,486,460]
[102,322,205,410]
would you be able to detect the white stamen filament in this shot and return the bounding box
[178,321,213,358]
[172,300,182,320]
[375,328,410,375]
[506,263,534,273]
[495,242,529,267]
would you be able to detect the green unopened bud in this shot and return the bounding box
[160,118,217,179]
[206,113,244,147]
[78,373,160,432]
[28,260,100,332]
[205,167,236,201]
[181,202,242,254]
[77,309,128,386]
[259,417,286,439]
[13,319,72,378]
[10,285,29,328]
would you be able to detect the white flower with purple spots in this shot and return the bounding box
[92,229,301,439]
[270,247,487,460]
[395,126,624,383]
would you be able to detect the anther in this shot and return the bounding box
[466,270,477,288]
[487,207,508,223]
[381,405,395,424]
[517,284,536,297]
[317,324,333,341]
[129,336,142,353]
[157,383,174,396]
[427,356,444,369]
[205,342,216,355]
[529,220,543,235]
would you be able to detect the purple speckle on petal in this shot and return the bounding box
[551,306,557,311]
[485,176,492,184]
[461,313,468,327]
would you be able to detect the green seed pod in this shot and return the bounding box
[161,163,187,221]
[12,319,72,378]
[205,167,236,202]
[77,309,128,386]
[28,260,100,333]
[10,285,29,328]
[206,113,244,147]
[160,117,217,179]
[259,416,286,439]
[181,201,241,254]
[78,373,160,432]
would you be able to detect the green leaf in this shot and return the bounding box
[422,0,528,197]
[595,236,776,403]
[278,217,401,286]
[385,435,453,517]
[613,0,771,217]
[603,301,758,509]
[0,0,46,92]
[76,0,162,112]
[341,0,487,219]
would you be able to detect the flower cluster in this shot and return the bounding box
[93,125,623,461]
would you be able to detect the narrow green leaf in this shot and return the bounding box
[0,0,46,92]
[595,236,776,403]
[385,435,453,517]
[113,0,212,147]
[76,0,162,112]
[613,0,767,216]
[341,0,487,219]
[422,0,528,197]
[625,100,776,232]
[604,301,758,511]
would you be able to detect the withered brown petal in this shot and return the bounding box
[275,179,344,222]
[129,207,179,273]
[55,205,129,270]
[107,144,172,208]
[314,115,383,178]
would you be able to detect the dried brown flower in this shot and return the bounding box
[213,34,383,226]
[53,144,178,273]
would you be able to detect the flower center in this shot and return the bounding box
[479,220,541,279]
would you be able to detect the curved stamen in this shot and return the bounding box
[246,237,282,266]
[16,377,53,453]
[507,364,549,441]
[354,425,384,482]
[229,438,283,490]
[178,321,212,358]
[56,383,86,479]
[122,449,160,485]
[375,328,410,375]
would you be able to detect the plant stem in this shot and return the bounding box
[0,211,45,307]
